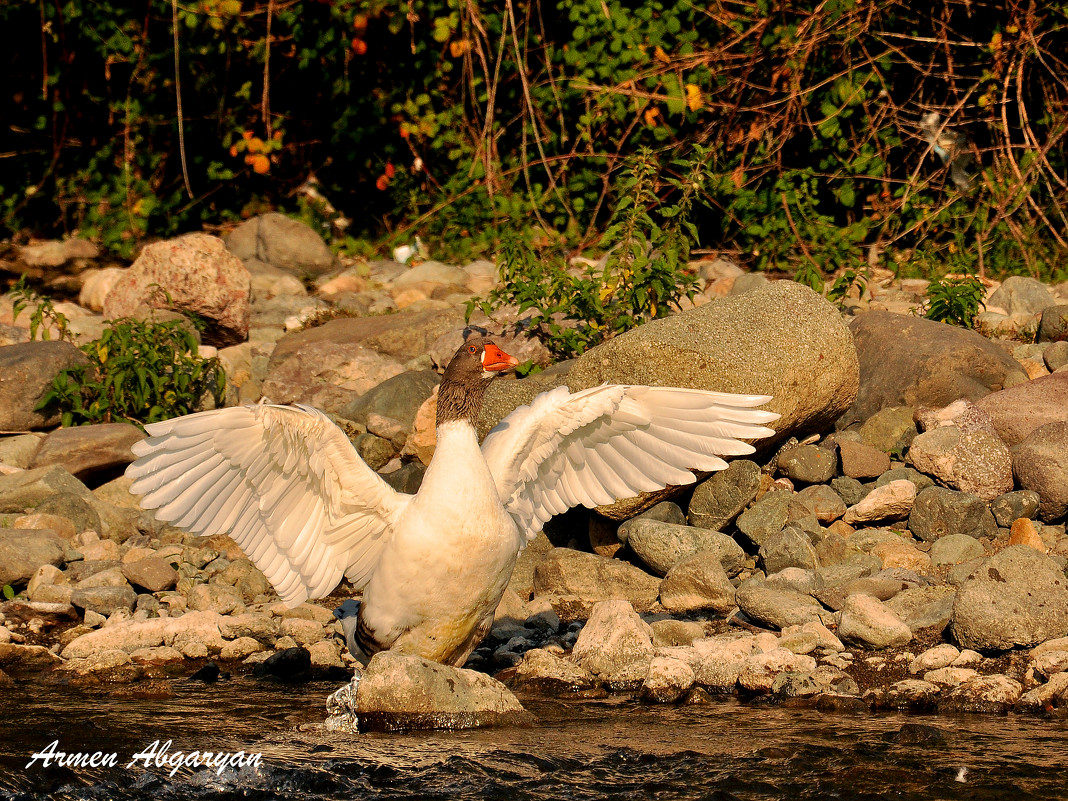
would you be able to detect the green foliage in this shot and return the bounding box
[12,281,225,426]
[924,274,986,328]
[2,584,14,601]
[10,277,72,342]
[469,149,699,358]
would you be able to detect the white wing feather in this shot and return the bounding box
[481,385,779,541]
[126,404,408,606]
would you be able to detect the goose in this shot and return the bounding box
[126,337,779,667]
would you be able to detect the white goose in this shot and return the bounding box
[126,337,779,667]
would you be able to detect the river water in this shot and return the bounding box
[1,679,1066,800]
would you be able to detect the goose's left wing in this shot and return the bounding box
[481,384,779,542]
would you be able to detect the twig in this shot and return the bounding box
[171,0,193,199]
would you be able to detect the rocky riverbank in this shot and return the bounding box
[1,219,1068,729]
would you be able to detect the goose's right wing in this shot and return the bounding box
[126,404,409,606]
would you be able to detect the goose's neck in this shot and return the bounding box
[435,376,492,426]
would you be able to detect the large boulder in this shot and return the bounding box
[987,276,1057,317]
[0,530,65,586]
[532,548,661,617]
[975,372,1068,447]
[0,341,91,430]
[1012,421,1068,522]
[30,424,143,481]
[570,600,654,687]
[950,546,1068,650]
[104,233,251,346]
[225,212,337,277]
[840,311,1027,427]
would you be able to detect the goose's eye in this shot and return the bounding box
[468,345,477,354]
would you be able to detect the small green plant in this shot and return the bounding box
[468,149,702,359]
[827,267,870,307]
[924,274,986,328]
[2,584,14,600]
[10,277,73,342]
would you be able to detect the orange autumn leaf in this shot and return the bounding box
[351,38,367,54]
[229,145,238,157]
[643,106,661,126]
[449,39,470,58]
[684,83,704,112]
[384,162,395,178]
[247,137,265,153]
[242,130,253,140]
[249,154,270,174]
[375,175,389,191]
[654,45,670,63]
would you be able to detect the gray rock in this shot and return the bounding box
[1012,421,1068,521]
[838,440,891,479]
[186,583,244,615]
[659,551,738,615]
[874,467,935,492]
[990,490,1042,528]
[736,491,810,548]
[70,585,136,616]
[841,311,1027,428]
[759,526,819,573]
[988,276,1057,316]
[532,548,661,615]
[510,648,600,693]
[831,477,869,506]
[262,341,404,412]
[103,234,251,347]
[738,647,818,693]
[354,433,395,471]
[384,462,425,494]
[796,484,847,523]
[1044,341,1068,371]
[908,487,998,543]
[0,434,43,469]
[950,546,1068,650]
[687,460,761,531]
[553,281,858,518]
[773,665,857,698]
[30,424,143,482]
[340,370,441,433]
[640,656,696,703]
[75,565,127,588]
[34,492,103,537]
[650,619,707,647]
[842,480,916,525]
[0,530,65,586]
[331,651,530,732]
[0,341,91,430]
[736,578,830,629]
[230,213,336,277]
[122,557,178,593]
[570,600,654,686]
[1039,305,1068,343]
[837,594,912,649]
[778,445,837,485]
[856,406,918,453]
[625,519,745,576]
[616,502,687,543]
[928,534,985,566]
[906,426,1013,502]
[938,675,1022,714]
[975,372,1068,447]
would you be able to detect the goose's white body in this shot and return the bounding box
[127,369,779,667]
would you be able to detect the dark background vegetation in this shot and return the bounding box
[1,0,1066,282]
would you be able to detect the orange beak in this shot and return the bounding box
[482,343,519,372]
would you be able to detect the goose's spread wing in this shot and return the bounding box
[126,404,408,606]
[482,385,779,542]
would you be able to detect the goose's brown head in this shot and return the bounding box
[437,337,518,425]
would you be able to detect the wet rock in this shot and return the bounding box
[736,491,810,548]
[659,551,737,615]
[842,311,1027,428]
[951,546,1068,650]
[1012,421,1068,522]
[929,534,985,566]
[838,440,891,479]
[104,234,251,347]
[253,646,312,680]
[687,459,761,531]
[990,490,1042,528]
[906,426,1013,501]
[570,600,654,687]
[331,651,531,732]
[738,647,818,693]
[1016,672,1068,713]
[778,445,836,485]
[532,549,661,616]
[908,487,997,543]
[0,530,65,586]
[1030,649,1068,679]
[796,484,847,523]
[625,519,745,577]
[975,372,1068,447]
[938,675,1022,714]
[70,585,136,617]
[866,679,939,711]
[837,594,912,649]
[759,526,819,573]
[773,665,857,698]
[640,656,696,703]
[736,578,830,629]
[0,341,91,430]
[511,648,600,693]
